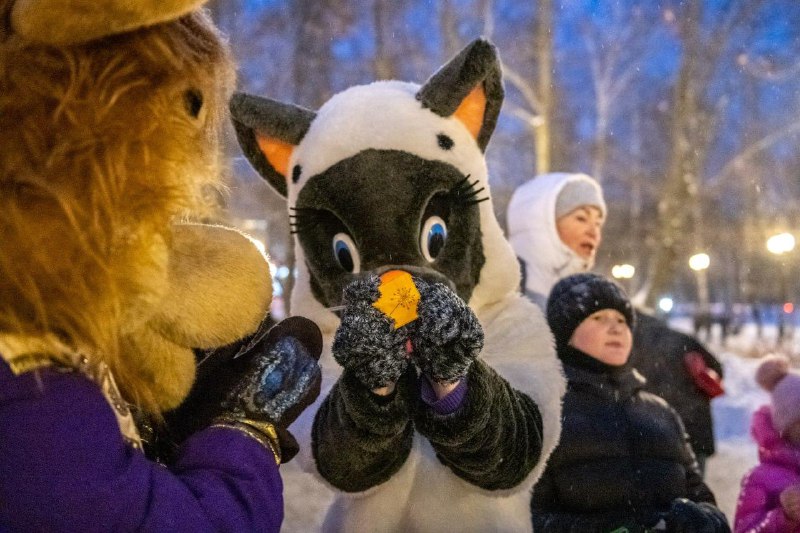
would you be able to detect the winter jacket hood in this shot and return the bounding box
[507,172,605,306]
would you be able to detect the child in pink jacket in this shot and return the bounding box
[735,355,800,532]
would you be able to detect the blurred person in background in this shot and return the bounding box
[735,355,800,533]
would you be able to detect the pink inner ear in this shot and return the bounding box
[453,84,487,140]
[256,134,295,180]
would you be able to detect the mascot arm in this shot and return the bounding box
[414,359,543,490]
[311,367,415,493]
[0,363,283,532]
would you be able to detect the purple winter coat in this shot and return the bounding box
[734,405,800,533]
[0,358,283,533]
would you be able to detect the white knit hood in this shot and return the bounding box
[506,172,606,305]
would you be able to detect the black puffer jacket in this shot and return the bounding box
[629,312,723,457]
[530,345,729,532]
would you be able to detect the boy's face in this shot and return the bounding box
[556,205,604,260]
[569,309,632,366]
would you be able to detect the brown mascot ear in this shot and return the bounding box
[230,93,316,198]
[416,38,504,153]
[11,0,207,45]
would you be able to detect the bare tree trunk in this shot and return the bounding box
[439,0,461,61]
[373,0,398,80]
[478,0,494,38]
[644,0,703,308]
[290,0,334,109]
[628,105,646,300]
[534,0,554,174]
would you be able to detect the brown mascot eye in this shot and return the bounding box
[184,89,204,118]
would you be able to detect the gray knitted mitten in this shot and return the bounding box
[224,335,321,423]
[220,325,322,462]
[411,279,484,384]
[332,275,411,390]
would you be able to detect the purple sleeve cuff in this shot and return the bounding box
[420,378,467,415]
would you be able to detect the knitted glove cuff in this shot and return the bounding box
[414,359,494,441]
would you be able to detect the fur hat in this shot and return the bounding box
[756,354,800,435]
[555,179,605,219]
[546,273,634,348]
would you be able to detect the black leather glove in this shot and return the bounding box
[664,499,730,533]
[218,316,323,463]
[332,275,410,390]
[410,278,483,384]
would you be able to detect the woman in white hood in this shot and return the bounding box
[507,172,606,309]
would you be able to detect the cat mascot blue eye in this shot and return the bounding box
[420,216,447,262]
[332,233,360,273]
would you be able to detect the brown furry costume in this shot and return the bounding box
[0,0,274,418]
[0,8,323,529]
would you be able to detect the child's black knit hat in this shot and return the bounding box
[546,273,635,348]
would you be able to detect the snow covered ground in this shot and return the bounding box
[280,319,785,530]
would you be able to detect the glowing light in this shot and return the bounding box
[658,297,674,313]
[784,302,794,314]
[688,253,710,271]
[767,233,795,255]
[611,264,635,279]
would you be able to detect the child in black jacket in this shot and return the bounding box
[531,273,730,532]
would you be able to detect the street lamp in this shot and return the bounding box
[767,232,795,342]
[689,253,711,339]
[767,232,795,255]
[688,253,710,272]
[611,263,635,294]
[611,264,636,280]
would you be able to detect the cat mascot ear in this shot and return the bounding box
[229,95,316,198]
[230,38,502,197]
[415,38,504,153]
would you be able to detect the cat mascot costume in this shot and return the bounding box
[0,1,321,530]
[231,39,565,532]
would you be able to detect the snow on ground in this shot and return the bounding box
[280,318,786,531]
